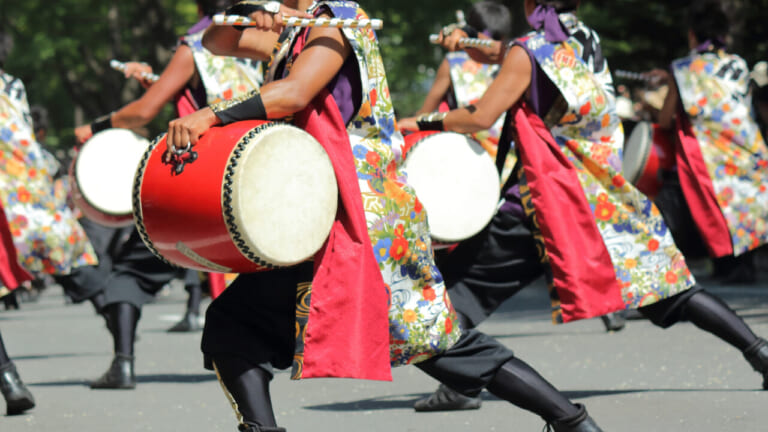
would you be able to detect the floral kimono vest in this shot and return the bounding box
[0,70,97,277]
[179,30,263,112]
[263,1,460,378]
[514,16,694,323]
[672,50,768,257]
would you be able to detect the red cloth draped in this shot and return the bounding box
[292,88,391,381]
[673,114,733,257]
[513,103,624,322]
[174,89,199,118]
[0,202,32,291]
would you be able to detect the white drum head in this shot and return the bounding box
[229,123,338,267]
[622,121,652,184]
[76,129,149,215]
[404,132,500,243]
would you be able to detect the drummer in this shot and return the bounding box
[648,0,768,284]
[166,0,611,430]
[62,0,263,389]
[400,0,768,410]
[416,1,516,182]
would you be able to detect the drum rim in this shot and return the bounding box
[624,121,653,185]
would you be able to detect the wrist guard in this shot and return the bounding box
[210,90,267,125]
[90,114,113,134]
[416,112,447,131]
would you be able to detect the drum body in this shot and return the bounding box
[133,120,338,273]
[403,131,500,247]
[71,129,149,227]
[622,121,676,198]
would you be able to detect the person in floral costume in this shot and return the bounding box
[651,0,768,284]
[402,0,768,429]
[416,1,516,183]
[165,1,623,431]
[61,0,265,390]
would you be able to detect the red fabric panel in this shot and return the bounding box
[513,103,624,322]
[673,115,733,257]
[293,88,391,381]
[0,203,32,291]
[174,89,200,118]
[207,273,226,300]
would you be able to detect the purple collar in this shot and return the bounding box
[187,16,212,35]
[527,5,569,43]
[695,37,727,53]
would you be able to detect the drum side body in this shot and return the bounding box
[134,121,271,273]
[623,121,661,198]
[403,131,500,245]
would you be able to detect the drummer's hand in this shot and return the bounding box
[74,124,93,144]
[165,107,221,162]
[248,4,312,33]
[436,27,468,52]
[122,62,155,88]
[646,69,671,86]
[398,117,420,132]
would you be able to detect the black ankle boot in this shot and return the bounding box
[600,311,626,332]
[238,423,286,432]
[413,383,482,412]
[0,362,35,415]
[546,404,603,432]
[90,353,136,389]
[167,312,201,332]
[743,338,768,390]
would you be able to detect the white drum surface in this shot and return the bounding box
[622,121,652,184]
[76,129,149,215]
[231,124,338,266]
[404,132,500,243]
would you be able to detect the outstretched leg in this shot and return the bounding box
[640,287,768,388]
[90,302,140,389]
[0,330,35,415]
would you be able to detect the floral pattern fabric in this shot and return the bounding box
[672,51,768,256]
[267,1,460,374]
[521,15,694,311]
[0,70,96,277]
[446,51,515,184]
[181,30,264,106]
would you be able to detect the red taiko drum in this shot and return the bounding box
[403,131,500,248]
[622,121,676,198]
[133,120,338,273]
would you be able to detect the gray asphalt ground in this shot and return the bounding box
[2,260,768,431]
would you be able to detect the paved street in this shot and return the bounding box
[2,264,768,431]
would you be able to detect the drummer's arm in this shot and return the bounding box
[165,21,350,151]
[74,46,194,144]
[650,69,678,130]
[416,58,451,115]
[401,45,530,134]
[202,26,280,62]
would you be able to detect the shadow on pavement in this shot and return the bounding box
[30,373,216,387]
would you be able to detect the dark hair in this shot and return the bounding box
[536,0,580,12]
[467,1,513,40]
[688,0,729,43]
[196,0,236,16]
[0,31,14,68]
[30,105,50,133]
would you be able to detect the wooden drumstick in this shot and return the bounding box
[212,14,383,29]
[429,34,494,48]
[110,59,159,83]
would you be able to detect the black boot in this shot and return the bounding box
[546,404,603,432]
[238,423,286,432]
[413,383,482,412]
[743,338,768,390]
[167,312,201,332]
[90,353,135,389]
[600,311,626,332]
[0,362,35,415]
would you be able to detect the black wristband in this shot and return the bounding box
[90,115,113,134]
[461,26,479,39]
[416,112,446,131]
[210,90,267,125]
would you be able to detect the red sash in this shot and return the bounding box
[0,202,32,291]
[513,103,624,322]
[673,114,733,257]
